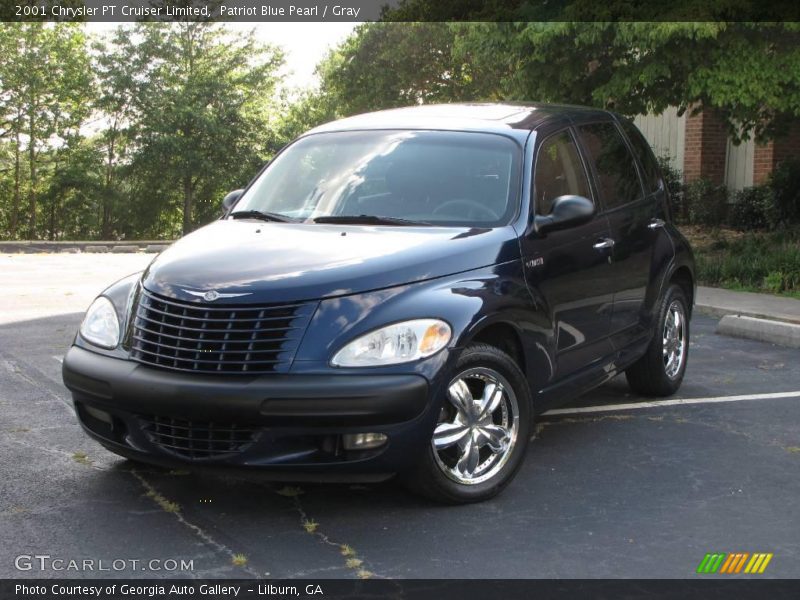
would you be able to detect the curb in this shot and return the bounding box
[716,315,800,349]
[0,241,172,254]
[696,304,800,325]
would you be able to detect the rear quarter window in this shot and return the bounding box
[619,119,662,195]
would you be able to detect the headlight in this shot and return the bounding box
[79,296,120,349]
[331,319,451,367]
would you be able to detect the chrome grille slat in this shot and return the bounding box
[139,302,305,323]
[130,289,315,375]
[132,333,290,348]
[135,312,300,333]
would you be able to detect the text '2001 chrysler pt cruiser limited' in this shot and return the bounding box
[63,103,695,503]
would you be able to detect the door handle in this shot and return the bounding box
[593,237,615,250]
[648,218,666,230]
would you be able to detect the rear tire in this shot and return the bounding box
[404,343,532,504]
[625,283,689,396]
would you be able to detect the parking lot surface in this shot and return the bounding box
[1,254,798,579]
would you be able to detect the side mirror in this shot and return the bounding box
[533,195,594,234]
[221,189,244,215]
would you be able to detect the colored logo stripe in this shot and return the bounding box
[697,553,726,573]
[697,553,773,574]
[744,553,773,574]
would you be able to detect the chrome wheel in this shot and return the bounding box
[663,300,686,379]
[432,367,519,485]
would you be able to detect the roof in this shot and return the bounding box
[306,102,614,139]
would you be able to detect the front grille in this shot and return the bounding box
[140,415,258,460]
[129,289,316,374]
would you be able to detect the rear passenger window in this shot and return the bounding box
[534,130,592,215]
[576,122,643,209]
[619,119,661,194]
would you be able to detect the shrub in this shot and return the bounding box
[684,178,727,226]
[695,229,800,294]
[656,155,685,221]
[768,159,800,228]
[728,186,773,231]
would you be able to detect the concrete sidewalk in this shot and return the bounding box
[697,286,800,348]
[697,286,800,324]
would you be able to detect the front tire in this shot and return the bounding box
[625,283,690,396]
[404,343,532,504]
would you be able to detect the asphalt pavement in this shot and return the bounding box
[1,255,799,579]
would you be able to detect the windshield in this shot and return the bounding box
[232,130,521,226]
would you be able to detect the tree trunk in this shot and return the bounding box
[182,175,193,235]
[27,109,36,239]
[9,113,21,239]
[102,134,115,239]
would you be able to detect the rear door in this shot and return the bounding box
[574,121,653,346]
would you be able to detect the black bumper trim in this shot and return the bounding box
[63,346,429,426]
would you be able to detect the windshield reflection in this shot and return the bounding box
[233,130,521,227]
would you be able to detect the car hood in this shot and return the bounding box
[142,219,521,304]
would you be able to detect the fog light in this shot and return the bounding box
[85,405,113,426]
[342,433,387,450]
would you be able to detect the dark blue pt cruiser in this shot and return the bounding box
[63,103,695,503]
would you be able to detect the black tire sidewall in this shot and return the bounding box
[410,343,532,503]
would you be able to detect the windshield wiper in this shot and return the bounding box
[312,214,430,226]
[230,210,295,223]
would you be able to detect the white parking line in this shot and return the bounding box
[542,391,800,416]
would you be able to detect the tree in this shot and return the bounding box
[92,26,143,238]
[316,23,495,118]
[452,21,800,141]
[0,23,92,238]
[121,22,284,235]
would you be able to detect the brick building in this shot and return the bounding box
[634,107,800,191]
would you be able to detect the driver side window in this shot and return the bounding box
[534,130,592,215]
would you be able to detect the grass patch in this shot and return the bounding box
[785,446,800,454]
[275,486,304,498]
[167,469,190,476]
[356,569,374,579]
[145,489,180,513]
[303,519,319,533]
[345,558,363,569]
[231,554,248,567]
[340,544,356,557]
[71,451,91,466]
[682,226,800,296]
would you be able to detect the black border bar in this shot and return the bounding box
[3,579,800,600]
[3,0,800,22]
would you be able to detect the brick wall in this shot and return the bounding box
[683,107,729,184]
[754,122,800,184]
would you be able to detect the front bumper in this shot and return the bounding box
[63,346,438,478]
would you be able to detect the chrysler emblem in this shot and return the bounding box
[183,289,252,302]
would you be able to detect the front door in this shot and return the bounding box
[521,128,615,382]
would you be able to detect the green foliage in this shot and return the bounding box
[118,23,284,234]
[0,22,285,240]
[684,179,728,227]
[655,155,685,221]
[455,21,800,143]
[695,228,800,294]
[0,22,92,239]
[768,159,800,228]
[728,186,773,231]
[316,23,499,118]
